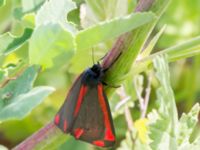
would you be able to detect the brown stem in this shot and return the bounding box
[135,0,155,12]
[12,122,63,150]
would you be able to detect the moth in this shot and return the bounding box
[54,63,115,147]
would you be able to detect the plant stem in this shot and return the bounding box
[117,86,134,131]
[141,75,152,118]
[13,122,65,150]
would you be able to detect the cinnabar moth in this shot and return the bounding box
[54,63,116,147]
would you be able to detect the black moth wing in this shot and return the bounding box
[70,83,115,147]
[54,64,116,147]
[54,73,84,133]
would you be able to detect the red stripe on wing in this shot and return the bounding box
[74,128,84,139]
[92,140,105,147]
[74,85,88,117]
[63,120,68,132]
[54,114,60,125]
[97,84,115,141]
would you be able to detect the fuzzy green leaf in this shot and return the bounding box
[29,23,74,68]
[36,0,76,33]
[0,66,39,99]
[177,103,200,146]
[86,0,128,21]
[178,137,200,150]
[21,0,45,13]
[148,55,178,150]
[0,66,55,121]
[0,86,54,121]
[153,55,178,124]
[76,12,156,51]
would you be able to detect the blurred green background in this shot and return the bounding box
[0,0,200,150]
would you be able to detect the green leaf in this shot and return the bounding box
[140,25,166,58]
[166,36,200,62]
[21,0,45,13]
[142,35,200,62]
[85,0,105,20]
[29,23,74,68]
[178,135,200,150]
[0,66,55,121]
[36,0,76,33]
[70,12,156,73]
[133,35,200,76]
[177,103,200,146]
[22,13,35,28]
[86,0,128,21]
[79,3,99,28]
[0,66,39,100]
[76,12,156,51]
[13,7,24,20]
[13,0,45,20]
[0,0,5,7]
[148,58,200,150]
[148,110,176,150]
[0,86,54,121]
[103,0,170,91]
[153,55,178,125]
[0,28,33,55]
[148,55,178,150]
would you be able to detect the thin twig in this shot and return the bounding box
[117,86,135,149]
[115,96,130,111]
[134,74,152,118]
[134,77,145,114]
[117,87,134,131]
[141,75,152,118]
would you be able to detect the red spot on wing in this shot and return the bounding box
[74,128,84,139]
[63,120,67,132]
[74,85,88,116]
[93,140,105,147]
[97,84,115,141]
[54,114,60,125]
[104,129,115,141]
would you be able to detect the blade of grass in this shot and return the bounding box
[133,35,200,75]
